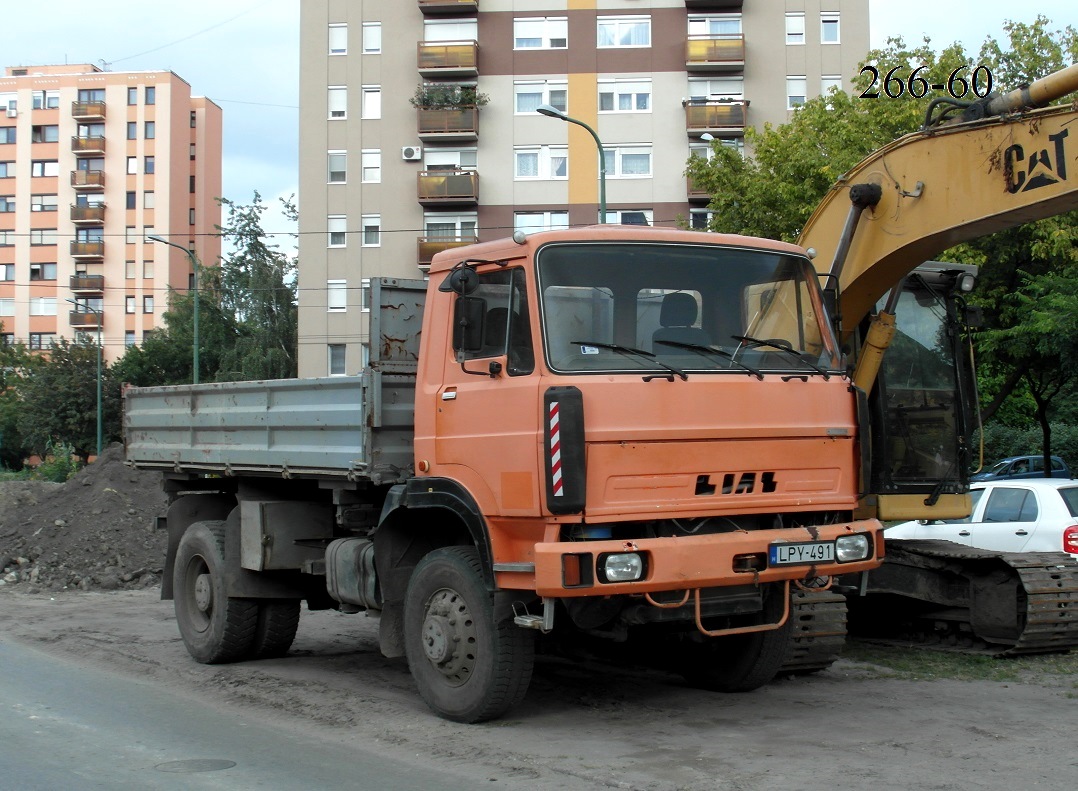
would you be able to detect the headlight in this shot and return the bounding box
[835,534,871,563]
[598,552,645,583]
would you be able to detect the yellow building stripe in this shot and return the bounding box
[566,72,599,207]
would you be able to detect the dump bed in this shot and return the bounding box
[124,278,425,485]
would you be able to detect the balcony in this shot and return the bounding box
[418,236,478,270]
[419,0,478,13]
[70,240,105,259]
[687,176,711,203]
[70,204,106,224]
[417,41,479,78]
[70,274,105,293]
[418,170,479,206]
[684,99,748,137]
[71,101,106,121]
[69,310,103,330]
[71,135,106,155]
[686,35,745,72]
[71,170,105,191]
[417,106,479,141]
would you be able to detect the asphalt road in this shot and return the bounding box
[0,638,473,791]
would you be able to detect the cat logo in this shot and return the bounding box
[1005,128,1069,194]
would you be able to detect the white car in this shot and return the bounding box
[887,479,1078,558]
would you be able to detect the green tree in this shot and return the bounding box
[15,338,121,462]
[0,328,39,469]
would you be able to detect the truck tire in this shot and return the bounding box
[403,546,535,723]
[679,601,794,693]
[250,600,301,659]
[173,521,258,664]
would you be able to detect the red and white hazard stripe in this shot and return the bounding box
[549,401,563,497]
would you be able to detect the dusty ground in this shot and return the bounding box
[1,453,1076,789]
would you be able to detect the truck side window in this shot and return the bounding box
[455,268,534,376]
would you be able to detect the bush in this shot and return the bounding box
[28,440,82,483]
[973,423,1078,470]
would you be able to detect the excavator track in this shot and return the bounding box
[779,589,848,674]
[851,540,1078,657]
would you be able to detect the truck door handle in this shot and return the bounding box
[441,388,457,401]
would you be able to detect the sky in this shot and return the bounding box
[2,0,1075,240]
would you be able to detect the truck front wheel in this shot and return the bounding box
[403,546,534,723]
[173,521,257,664]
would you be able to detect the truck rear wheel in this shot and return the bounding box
[173,521,257,664]
[403,546,535,723]
[250,600,301,659]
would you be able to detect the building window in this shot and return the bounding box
[785,13,805,45]
[514,211,569,235]
[29,333,57,350]
[30,229,56,245]
[0,128,16,145]
[127,121,137,140]
[30,263,57,281]
[514,79,567,114]
[362,22,381,54]
[328,344,346,376]
[327,280,347,312]
[362,215,381,247]
[33,90,60,109]
[689,209,714,231]
[145,156,155,174]
[821,13,840,44]
[0,196,13,213]
[145,121,155,139]
[688,14,741,36]
[126,191,137,209]
[513,17,568,50]
[145,86,156,105]
[30,194,57,212]
[125,331,136,347]
[328,23,347,55]
[822,75,843,96]
[328,150,347,183]
[31,125,59,143]
[602,145,652,178]
[190,111,196,128]
[144,259,154,279]
[190,175,196,193]
[0,264,13,281]
[0,162,10,178]
[598,79,651,113]
[31,160,59,177]
[597,16,651,48]
[29,297,57,316]
[361,150,381,183]
[787,76,807,109]
[128,87,138,105]
[1,333,12,346]
[514,146,568,180]
[126,260,136,278]
[602,209,653,225]
[328,215,347,247]
[126,296,136,314]
[143,295,154,313]
[360,278,371,312]
[328,86,347,119]
[424,149,477,171]
[189,208,195,225]
[361,86,381,119]
[127,157,138,175]
[190,143,196,161]
[144,191,155,209]
[424,213,478,243]
[0,231,11,246]
[0,298,13,315]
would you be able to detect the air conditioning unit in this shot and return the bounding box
[5,108,16,118]
[402,145,422,162]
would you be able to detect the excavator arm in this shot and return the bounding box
[800,63,1078,336]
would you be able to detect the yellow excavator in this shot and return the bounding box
[788,63,1078,661]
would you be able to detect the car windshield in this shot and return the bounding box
[536,241,840,375]
[1058,487,1078,517]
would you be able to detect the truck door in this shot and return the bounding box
[434,268,543,516]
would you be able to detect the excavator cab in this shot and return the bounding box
[864,264,979,515]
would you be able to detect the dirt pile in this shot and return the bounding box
[0,443,168,592]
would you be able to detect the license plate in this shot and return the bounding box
[769,541,835,566]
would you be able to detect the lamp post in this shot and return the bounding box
[536,104,607,223]
[148,235,200,384]
[65,298,102,458]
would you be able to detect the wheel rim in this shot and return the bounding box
[182,555,213,634]
[420,587,478,686]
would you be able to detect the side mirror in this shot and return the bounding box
[453,296,486,354]
[439,265,479,295]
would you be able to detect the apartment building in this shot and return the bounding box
[0,63,222,362]
[297,1,868,377]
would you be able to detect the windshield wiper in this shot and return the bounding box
[731,335,833,380]
[652,339,764,380]
[571,340,688,381]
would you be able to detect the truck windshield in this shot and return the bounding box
[536,242,840,375]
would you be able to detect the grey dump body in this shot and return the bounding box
[124,278,425,485]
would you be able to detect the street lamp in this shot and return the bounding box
[65,298,102,458]
[148,235,200,384]
[536,104,607,223]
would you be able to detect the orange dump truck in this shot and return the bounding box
[126,226,884,721]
